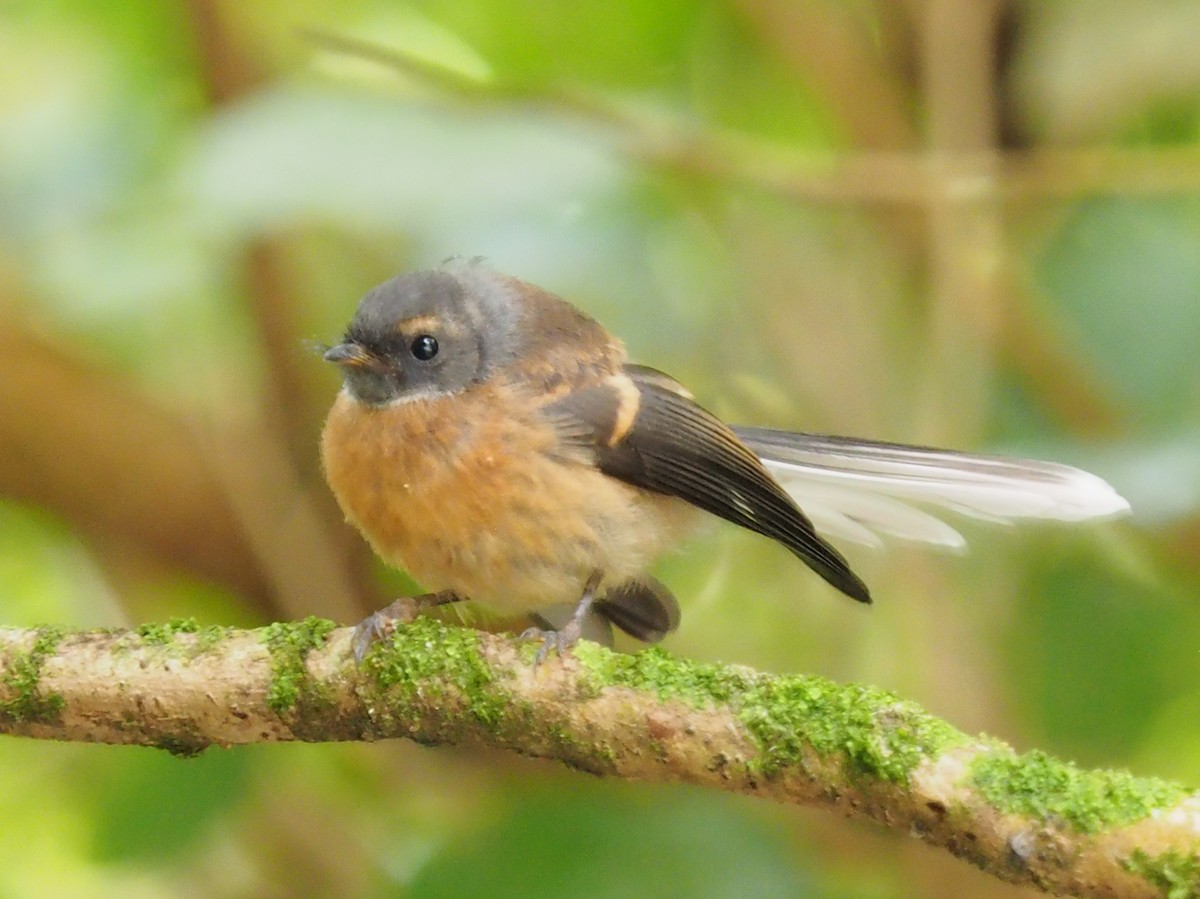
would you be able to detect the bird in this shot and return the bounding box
[320,261,1130,661]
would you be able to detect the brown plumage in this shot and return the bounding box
[322,379,701,615]
[323,262,1131,659]
[320,261,867,657]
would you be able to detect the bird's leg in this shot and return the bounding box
[520,571,603,666]
[352,590,463,663]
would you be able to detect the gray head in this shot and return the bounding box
[324,265,523,406]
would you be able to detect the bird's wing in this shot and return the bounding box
[540,366,870,602]
[735,427,1130,550]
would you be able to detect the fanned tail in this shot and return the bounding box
[735,427,1130,551]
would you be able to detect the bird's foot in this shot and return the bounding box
[519,572,601,667]
[518,622,584,667]
[352,590,461,664]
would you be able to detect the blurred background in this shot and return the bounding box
[2,1,1199,896]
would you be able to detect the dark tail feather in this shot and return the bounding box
[594,577,681,644]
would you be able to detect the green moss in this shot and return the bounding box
[739,675,965,782]
[1125,848,1200,899]
[364,617,506,729]
[968,748,1187,833]
[191,624,227,656]
[576,643,963,783]
[136,617,201,644]
[0,625,66,724]
[575,644,755,705]
[132,618,227,657]
[262,617,336,715]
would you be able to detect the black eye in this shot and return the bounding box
[410,335,439,361]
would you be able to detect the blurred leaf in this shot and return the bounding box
[0,25,126,239]
[687,5,842,143]
[311,8,494,87]
[1015,0,1200,142]
[1007,545,1199,765]
[407,786,824,899]
[179,88,625,237]
[0,6,195,241]
[1138,687,1200,784]
[83,747,253,864]
[1037,198,1200,428]
[1094,432,1200,526]
[415,0,703,89]
[0,742,155,898]
[0,501,115,628]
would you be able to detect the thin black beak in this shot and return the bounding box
[323,342,375,367]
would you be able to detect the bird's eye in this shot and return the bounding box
[410,335,439,361]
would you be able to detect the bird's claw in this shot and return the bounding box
[519,571,601,668]
[518,623,582,668]
[352,595,449,665]
[352,607,403,664]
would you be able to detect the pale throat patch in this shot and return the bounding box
[341,383,459,408]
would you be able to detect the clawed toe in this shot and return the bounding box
[519,572,601,667]
[518,625,581,667]
[352,592,460,664]
[352,608,404,664]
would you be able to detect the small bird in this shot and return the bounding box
[320,262,1130,660]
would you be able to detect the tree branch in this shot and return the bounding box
[0,619,1196,896]
[306,30,1200,203]
[0,318,273,607]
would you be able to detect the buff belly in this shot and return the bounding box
[321,388,700,615]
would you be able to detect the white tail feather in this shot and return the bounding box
[736,427,1130,549]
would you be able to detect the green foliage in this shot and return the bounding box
[407,786,823,899]
[1006,550,1197,766]
[2,1,1199,895]
[135,617,201,644]
[1038,198,1200,428]
[0,503,107,628]
[83,746,252,864]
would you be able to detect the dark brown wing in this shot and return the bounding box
[542,365,870,603]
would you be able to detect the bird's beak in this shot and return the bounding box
[323,342,376,368]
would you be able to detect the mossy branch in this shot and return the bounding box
[0,618,1197,897]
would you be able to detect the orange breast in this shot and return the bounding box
[320,383,699,615]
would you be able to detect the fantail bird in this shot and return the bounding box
[320,261,1130,660]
